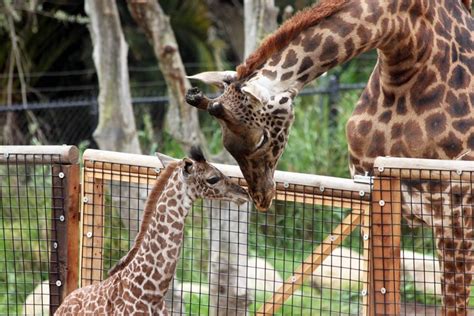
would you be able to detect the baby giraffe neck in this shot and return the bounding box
[121,171,192,307]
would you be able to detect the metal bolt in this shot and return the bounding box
[86,232,93,238]
[378,166,384,172]
[380,287,386,294]
[456,169,463,175]
[283,182,289,188]
[58,172,65,179]
[291,276,296,283]
[363,234,369,241]
[53,242,58,249]
[359,190,365,197]
[154,168,161,174]
[361,289,367,296]
[319,186,325,192]
[56,280,62,287]
[59,215,65,222]
[3,153,9,158]
[329,235,336,242]
[83,196,89,203]
[379,200,385,206]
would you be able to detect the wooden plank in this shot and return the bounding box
[257,209,363,315]
[275,191,370,209]
[65,164,80,297]
[49,165,64,315]
[83,149,371,200]
[369,177,401,316]
[80,172,105,287]
[0,145,79,164]
[374,157,474,182]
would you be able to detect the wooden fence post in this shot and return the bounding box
[369,177,401,315]
[80,173,105,286]
[50,163,80,314]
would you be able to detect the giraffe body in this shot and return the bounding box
[55,148,248,315]
[186,0,473,314]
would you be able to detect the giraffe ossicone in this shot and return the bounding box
[55,147,249,315]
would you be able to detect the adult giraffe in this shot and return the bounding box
[186,0,474,314]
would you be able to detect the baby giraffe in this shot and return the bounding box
[55,147,249,315]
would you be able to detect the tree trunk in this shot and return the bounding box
[127,0,204,154]
[84,0,141,154]
[244,0,279,58]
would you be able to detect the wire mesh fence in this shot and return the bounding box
[0,146,80,316]
[80,149,371,315]
[373,157,474,315]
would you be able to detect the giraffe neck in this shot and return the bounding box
[122,169,193,304]
[247,0,468,95]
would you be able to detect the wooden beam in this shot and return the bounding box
[257,208,363,315]
[0,145,79,164]
[65,164,80,297]
[369,177,401,316]
[80,172,105,287]
[83,149,371,201]
[374,157,474,182]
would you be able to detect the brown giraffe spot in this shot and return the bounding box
[391,123,403,139]
[346,121,364,156]
[455,26,473,53]
[320,36,339,62]
[364,2,382,24]
[438,132,463,158]
[143,280,156,291]
[301,33,322,52]
[279,97,289,104]
[378,110,392,123]
[344,38,355,57]
[425,112,447,136]
[403,120,423,151]
[446,92,470,118]
[268,51,282,67]
[410,68,445,115]
[396,97,407,115]
[297,56,314,75]
[453,118,474,133]
[297,74,310,82]
[158,205,166,213]
[324,15,354,37]
[280,71,293,81]
[262,69,277,80]
[357,120,372,137]
[166,189,176,197]
[356,25,371,45]
[348,2,363,18]
[367,131,386,158]
[281,49,298,68]
[468,133,474,150]
[449,65,470,89]
[171,221,183,230]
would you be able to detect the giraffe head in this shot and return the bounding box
[166,146,250,205]
[186,72,295,210]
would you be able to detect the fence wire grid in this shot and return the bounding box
[0,151,73,315]
[373,160,474,315]
[81,153,370,315]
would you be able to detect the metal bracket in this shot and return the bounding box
[353,175,373,185]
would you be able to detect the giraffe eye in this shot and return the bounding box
[255,132,268,150]
[206,176,220,185]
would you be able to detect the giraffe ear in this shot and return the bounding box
[241,81,271,106]
[155,152,177,168]
[183,158,194,175]
[187,71,237,89]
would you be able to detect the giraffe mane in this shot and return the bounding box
[108,161,181,276]
[236,0,349,80]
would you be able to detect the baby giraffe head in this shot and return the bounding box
[172,146,250,205]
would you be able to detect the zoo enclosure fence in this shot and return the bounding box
[1,145,474,315]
